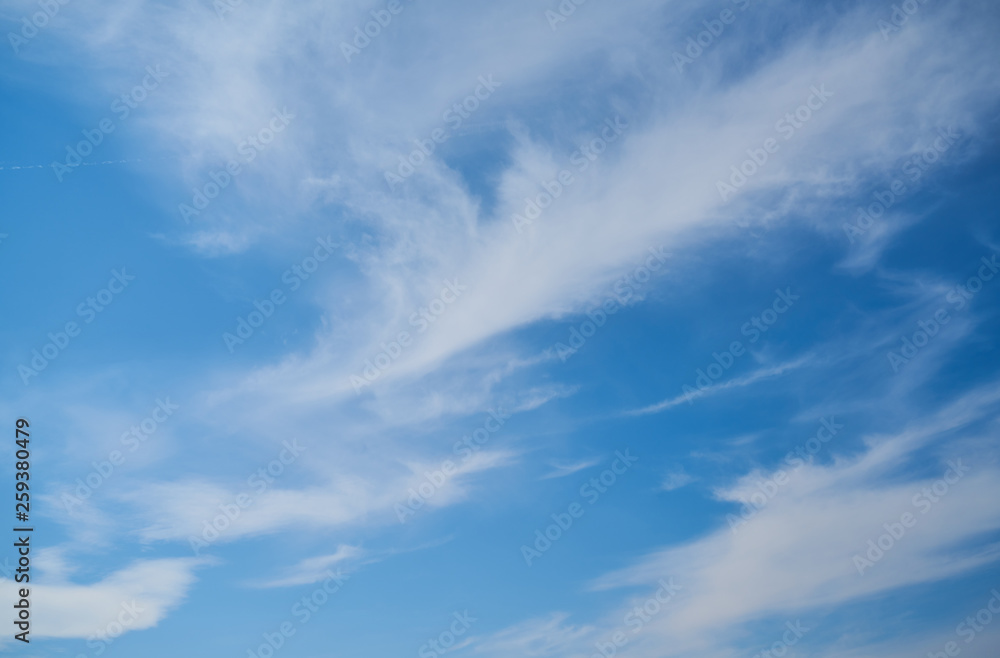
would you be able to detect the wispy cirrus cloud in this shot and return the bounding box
[4,0,999,653]
[469,383,1000,658]
[539,458,601,480]
[628,356,814,415]
[1,558,209,641]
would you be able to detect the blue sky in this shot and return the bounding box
[2,0,1000,656]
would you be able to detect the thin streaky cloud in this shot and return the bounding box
[539,458,602,480]
[628,356,814,416]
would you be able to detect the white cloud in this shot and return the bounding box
[540,459,601,480]
[253,544,363,588]
[629,356,814,415]
[660,469,695,492]
[471,385,1000,657]
[132,448,519,545]
[11,0,1000,649]
[2,558,206,640]
[471,612,593,657]
[25,0,999,404]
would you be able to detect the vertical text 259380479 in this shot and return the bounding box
[13,417,33,644]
